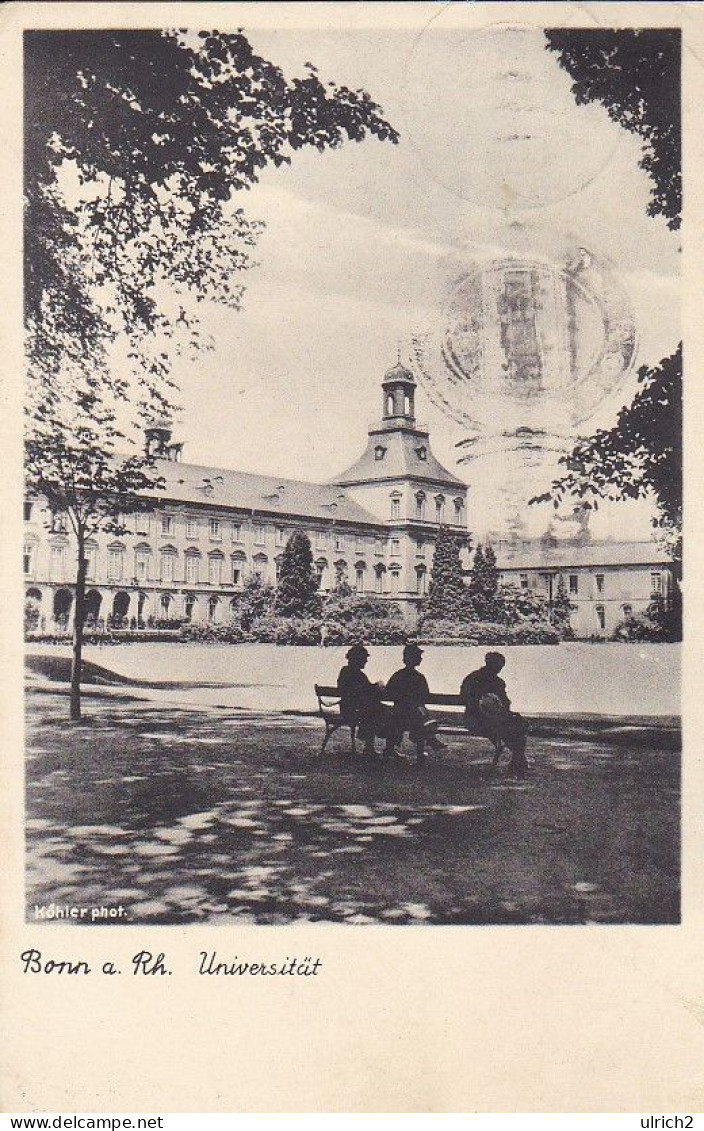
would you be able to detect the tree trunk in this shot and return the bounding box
[70,539,87,722]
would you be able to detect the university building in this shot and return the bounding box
[23,356,675,638]
[23,361,468,629]
[495,539,674,639]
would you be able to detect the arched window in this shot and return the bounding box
[435,495,446,523]
[208,595,219,622]
[184,594,197,621]
[386,394,394,416]
[160,592,173,616]
[415,492,426,520]
[415,565,428,596]
[374,564,386,595]
[595,604,606,632]
[454,498,464,524]
[355,563,366,594]
[389,568,401,594]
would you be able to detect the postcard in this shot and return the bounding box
[1,1,703,1114]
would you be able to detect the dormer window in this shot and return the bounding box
[415,446,428,461]
[375,445,387,461]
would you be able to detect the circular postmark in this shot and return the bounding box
[411,222,637,441]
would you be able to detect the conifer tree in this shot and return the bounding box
[551,573,575,638]
[274,531,320,617]
[423,526,470,622]
[468,542,504,621]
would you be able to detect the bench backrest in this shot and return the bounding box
[315,684,464,709]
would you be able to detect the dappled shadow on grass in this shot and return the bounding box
[25,692,680,926]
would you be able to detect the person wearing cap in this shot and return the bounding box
[385,642,444,759]
[337,644,393,756]
[459,652,529,776]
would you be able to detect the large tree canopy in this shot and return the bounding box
[537,30,681,563]
[24,29,398,719]
[25,28,398,409]
[545,28,681,229]
[533,346,682,560]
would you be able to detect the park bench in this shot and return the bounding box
[314,684,503,761]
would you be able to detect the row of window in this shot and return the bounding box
[27,541,431,594]
[389,493,464,523]
[26,534,429,583]
[514,571,664,597]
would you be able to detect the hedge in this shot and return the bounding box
[417,620,560,646]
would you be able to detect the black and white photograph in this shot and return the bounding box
[21,8,682,935]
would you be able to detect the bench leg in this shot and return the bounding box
[320,721,336,757]
[492,738,503,767]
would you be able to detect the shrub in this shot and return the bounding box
[417,620,559,646]
[230,577,276,630]
[323,616,407,646]
[24,599,40,635]
[612,612,666,643]
[182,621,253,643]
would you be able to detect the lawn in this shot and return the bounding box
[25,685,680,926]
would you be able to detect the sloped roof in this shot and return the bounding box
[331,428,466,489]
[151,459,382,528]
[495,540,673,570]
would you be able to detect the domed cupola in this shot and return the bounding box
[382,358,416,423]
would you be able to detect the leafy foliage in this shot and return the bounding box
[532,347,682,562]
[545,28,681,229]
[25,29,397,717]
[25,29,398,395]
[229,576,276,631]
[540,32,682,564]
[418,620,559,646]
[612,594,681,643]
[497,584,550,626]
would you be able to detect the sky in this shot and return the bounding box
[141,17,681,541]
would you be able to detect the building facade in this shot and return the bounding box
[24,362,468,630]
[495,540,674,638]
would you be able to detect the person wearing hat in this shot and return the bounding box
[385,642,444,760]
[337,644,393,756]
[459,652,529,776]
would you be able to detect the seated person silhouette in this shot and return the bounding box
[337,644,394,757]
[459,651,529,777]
[385,643,445,759]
